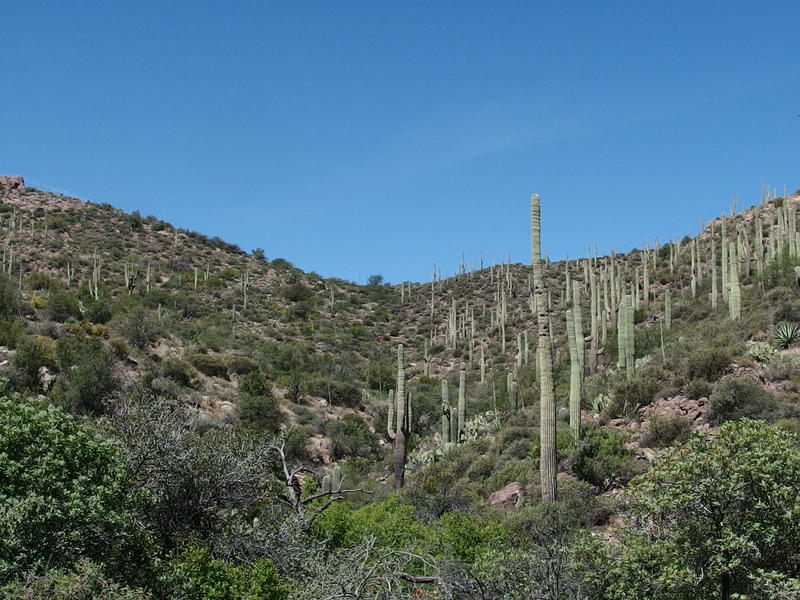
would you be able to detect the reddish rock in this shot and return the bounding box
[0,175,24,190]
[488,482,522,509]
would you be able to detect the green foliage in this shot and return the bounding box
[115,308,161,348]
[0,559,149,600]
[159,357,198,388]
[641,414,691,448]
[238,395,283,434]
[52,335,118,414]
[748,342,776,364]
[282,283,313,303]
[609,364,664,417]
[85,299,112,324]
[439,511,506,564]
[167,544,289,600]
[11,336,55,391]
[188,352,229,378]
[46,290,81,322]
[707,374,782,424]
[313,495,437,553]
[611,420,800,599]
[325,414,377,459]
[237,370,271,397]
[774,321,800,349]
[0,396,154,585]
[225,354,258,376]
[573,424,640,490]
[685,378,712,400]
[0,274,20,318]
[25,272,61,292]
[684,346,732,382]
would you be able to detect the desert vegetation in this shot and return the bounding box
[2,179,800,598]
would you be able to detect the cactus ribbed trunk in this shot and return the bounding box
[729,242,741,320]
[532,193,556,503]
[393,344,407,488]
[457,363,466,442]
[566,308,581,443]
[665,289,672,331]
[625,294,635,380]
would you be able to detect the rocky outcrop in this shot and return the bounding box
[0,175,24,190]
[488,481,522,508]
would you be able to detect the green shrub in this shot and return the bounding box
[238,371,271,397]
[0,396,154,585]
[46,290,81,322]
[0,317,23,347]
[0,274,19,318]
[573,424,640,490]
[748,343,776,364]
[326,414,377,460]
[685,379,712,400]
[159,358,198,388]
[238,395,284,434]
[116,308,161,348]
[225,354,258,376]
[52,336,117,415]
[684,347,732,382]
[188,352,228,378]
[11,336,55,391]
[26,272,62,292]
[85,299,112,324]
[641,414,692,448]
[282,284,313,303]
[707,375,782,424]
[168,544,289,600]
[609,366,664,417]
[0,559,149,600]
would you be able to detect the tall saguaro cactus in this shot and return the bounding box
[457,363,466,442]
[566,308,581,443]
[393,344,408,488]
[532,193,556,503]
[729,242,742,321]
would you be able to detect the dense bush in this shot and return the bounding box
[225,354,258,375]
[188,352,229,378]
[685,378,712,400]
[573,424,641,490]
[11,335,55,391]
[116,308,161,348]
[46,290,82,322]
[707,375,783,424]
[0,396,154,585]
[640,414,692,448]
[585,420,800,599]
[167,544,289,600]
[52,335,118,414]
[239,395,284,434]
[0,560,149,600]
[684,346,732,382]
[159,357,199,388]
[326,414,377,459]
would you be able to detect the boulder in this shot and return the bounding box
[488,482,522,509]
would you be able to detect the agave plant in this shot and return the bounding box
[748,342,776,364]
[774,322,800,349]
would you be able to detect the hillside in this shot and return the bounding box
[2,176,800,598]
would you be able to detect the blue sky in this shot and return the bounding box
[1,1,798,283]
